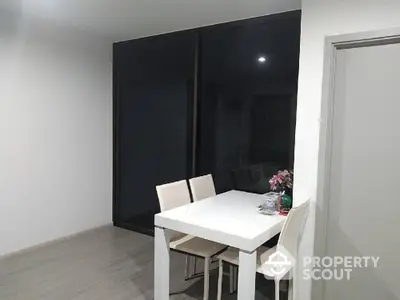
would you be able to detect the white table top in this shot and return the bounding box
[155,190,286,252]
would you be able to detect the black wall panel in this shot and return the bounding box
[113,32,196,233]
[113,11,301,234]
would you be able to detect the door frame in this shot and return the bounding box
[313,27,400,300]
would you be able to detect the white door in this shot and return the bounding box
[321,39,400,300]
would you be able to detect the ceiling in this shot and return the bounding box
[0,0,301,42]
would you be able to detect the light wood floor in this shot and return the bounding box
[0,226,276,300]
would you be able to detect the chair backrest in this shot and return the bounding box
[277,200,310,259]
[189,174,216,201]
[156,180,191,211]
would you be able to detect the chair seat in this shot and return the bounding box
[217,246,278,276]
[170,235,227,258]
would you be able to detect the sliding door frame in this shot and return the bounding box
[112,47,120,225]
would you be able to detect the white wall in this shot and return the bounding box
[0,10,112,256]
[295,0,400,299]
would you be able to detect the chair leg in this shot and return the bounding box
[217,259,223,300]
[203,257,210,300]
[275,278,280,300]
[288,266,295,300]
[193,257,197,275]
[229,265,234,294]
[184,255,190,280]
[185,256,206,281]
[233,266,238,292]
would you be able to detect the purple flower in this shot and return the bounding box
[269,169,293,191]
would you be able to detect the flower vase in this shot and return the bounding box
[278,189,293,216]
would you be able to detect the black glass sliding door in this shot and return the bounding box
[113,32,196,234]
[197,11,301,194]
[113,11,301,235]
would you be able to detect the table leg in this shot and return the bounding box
[154,226,170,300]
[237,249,257,300]
[288,265,296,300]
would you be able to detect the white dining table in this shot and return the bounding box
[154,190,286,300]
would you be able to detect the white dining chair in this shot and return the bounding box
[216,200,310,300]
[188,174,219,278]
[156,180,227,300]
[189,174,216,202]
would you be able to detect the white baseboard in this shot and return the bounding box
[0,223,113,259]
